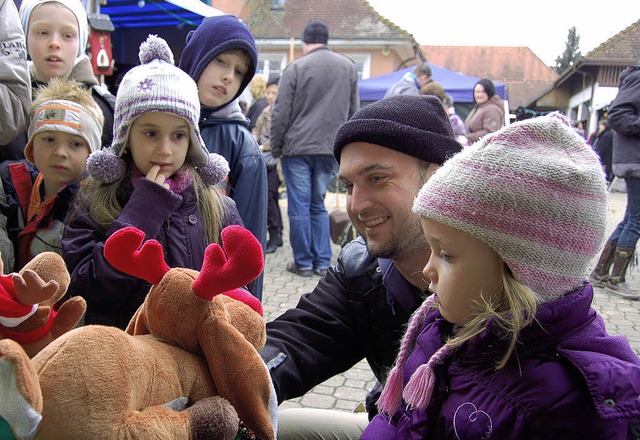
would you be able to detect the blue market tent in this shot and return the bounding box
[98,0,221,29]
[97,0,223,65]
[359,63,507,103]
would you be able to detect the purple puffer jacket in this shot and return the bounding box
[62,178,242,329]
[362,284,640,439]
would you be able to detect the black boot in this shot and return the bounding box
[604,247,640,300]
[266,230,283,254]
[272,229,283,247]
[589,240,617,287]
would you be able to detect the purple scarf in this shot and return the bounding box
[130,164,194,194]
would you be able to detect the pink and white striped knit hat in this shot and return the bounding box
[413,112,608,302]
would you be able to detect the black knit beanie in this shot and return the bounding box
[302,19,329,44]
[178,15,258,111]
[333,95,462,164]
[475,78,496,99]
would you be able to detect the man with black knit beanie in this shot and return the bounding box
[261,95,462,439]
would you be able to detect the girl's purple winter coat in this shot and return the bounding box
[62,178,242,329]
[362,284,640,439]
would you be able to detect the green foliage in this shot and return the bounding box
[553,26,582,74]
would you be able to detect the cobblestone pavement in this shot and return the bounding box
[262,190,640,415]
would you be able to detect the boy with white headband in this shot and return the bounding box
[0,79,103,271]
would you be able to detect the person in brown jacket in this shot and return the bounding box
[464,78,504,145]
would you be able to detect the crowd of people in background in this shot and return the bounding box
[1,0,640,438]
[251,76,283,254]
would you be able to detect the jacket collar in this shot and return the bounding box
[379,258,425,315]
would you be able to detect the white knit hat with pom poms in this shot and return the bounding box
[87,34,229,186]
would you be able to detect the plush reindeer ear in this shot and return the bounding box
[0,275,37,327]
[104,227,170,285]
[192,225,264,314]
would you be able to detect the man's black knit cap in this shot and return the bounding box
[333,95,462,164]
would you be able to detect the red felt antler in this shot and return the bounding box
[193,225,264,313]
[104,227,170,285]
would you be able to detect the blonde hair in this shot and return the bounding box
[377,260,538,415]
[71,161,227,244]
[444,261,538,368]
[31,78,104,128]
[249,74,268,100]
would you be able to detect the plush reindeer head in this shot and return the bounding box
[103,225,273,438]
[103,225,265,352]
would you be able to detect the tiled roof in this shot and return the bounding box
[585,19,640,64]
[420,45,558,110]
[246,0,414,41]
[421,46,557,81]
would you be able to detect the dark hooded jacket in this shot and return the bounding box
[261,236,426,418]
[609,62,640,179]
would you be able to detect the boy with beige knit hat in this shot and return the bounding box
[0,79,102,272]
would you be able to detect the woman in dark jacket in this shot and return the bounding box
[592,119,614,183]
[246,74,269,132]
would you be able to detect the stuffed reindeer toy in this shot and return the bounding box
[0,252,85,358]
[0,225,276,440]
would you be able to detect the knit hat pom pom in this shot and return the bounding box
[198,153,230,186]
[139,34,174,65]
[87,149,127,183]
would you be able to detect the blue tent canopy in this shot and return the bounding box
[96,0,223,65]
[359,62,507,103]
[98,0,221,29]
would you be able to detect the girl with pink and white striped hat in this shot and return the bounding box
[362,113,640,439]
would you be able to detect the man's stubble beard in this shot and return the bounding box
[362,215,427,260]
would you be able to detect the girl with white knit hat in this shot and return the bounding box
[362,113,640,439]
[62,35,243,330]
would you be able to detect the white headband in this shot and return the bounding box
[25,99,102,162]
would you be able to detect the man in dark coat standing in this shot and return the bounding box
[271,19,359,278]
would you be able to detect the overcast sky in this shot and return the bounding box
[366,0,638,66]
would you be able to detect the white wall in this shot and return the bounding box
[567,84,619,135]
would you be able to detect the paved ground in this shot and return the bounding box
[261,189,640,415]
